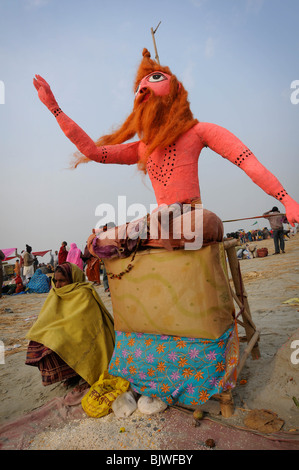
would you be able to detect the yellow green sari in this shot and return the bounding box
[26,263,115,386]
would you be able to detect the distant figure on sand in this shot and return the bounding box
[0,250,5,298]
[26,268,50,294]
[66,243,83,270]
[263,206,286,254]
[53,250,58,269]
[58,241,68,265]
[22,245,35,282]
[82,244,101,285]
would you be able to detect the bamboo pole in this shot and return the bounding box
[236,330,260,377]
[230,288,257,332]
[219,391,234,418]
[223,241,260,359]
[223,213,285,223]
[214,390,234,418]
[151,21,161,64]
[223,238,238,249]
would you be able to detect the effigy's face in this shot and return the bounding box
[135,71,171,101]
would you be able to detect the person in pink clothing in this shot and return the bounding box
[66,243,83,271]
[33,48,299,227]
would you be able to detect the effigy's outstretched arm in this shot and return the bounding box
[196,122,299,226]
[33,75,139,165]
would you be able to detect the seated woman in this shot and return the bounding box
[26,268,51,294]
[2,275,24,295]
[25,262,115,387]
[14,275,24,294]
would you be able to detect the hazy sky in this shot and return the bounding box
[1,0,298,262]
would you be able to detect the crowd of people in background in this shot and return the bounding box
[0,239,110,298]
[1,214,297,298]
[226,225,295,244]
[226,227,272,243]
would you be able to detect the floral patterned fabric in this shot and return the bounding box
[108,324,239,406]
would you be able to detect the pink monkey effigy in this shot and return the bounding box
[33,49,299,415]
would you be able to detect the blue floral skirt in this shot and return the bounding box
[108,324,239,406]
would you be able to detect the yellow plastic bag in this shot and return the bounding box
[81,370,130,418]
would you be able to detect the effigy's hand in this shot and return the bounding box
[284,197,299,226]
[33,74,59,112]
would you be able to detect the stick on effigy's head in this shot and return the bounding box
[72,31,197,172]
[151,21,161,65]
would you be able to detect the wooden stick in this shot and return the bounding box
[236,330,260,377]
[215,390,234,418]
[224,243,260,359]
[223,238,238,250]
[151,21,161,64]
[236,318,246,328]
[223,213,285,223]
[230,288,257,332]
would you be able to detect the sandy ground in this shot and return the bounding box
[0,234,299,450]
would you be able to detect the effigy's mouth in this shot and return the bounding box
[135,88,152,105]
[142,92,150,102]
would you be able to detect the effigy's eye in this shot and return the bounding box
[148,73,166,83]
